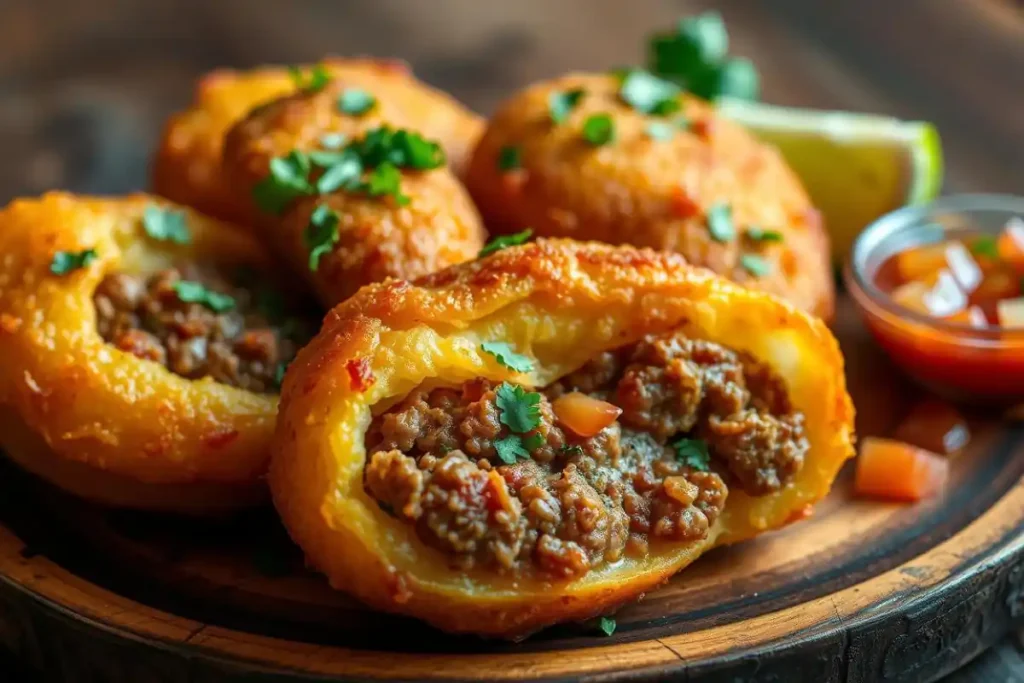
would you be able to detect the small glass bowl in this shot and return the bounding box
[845,194,1024,404]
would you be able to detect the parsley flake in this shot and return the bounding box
[746,226,784,243]
[479,228,533,257]
[304,203,341,271]
[645,121,676,141]
[549,88,586,124]
[672,437,710,470]
[498,145,522,171]
[253,150,315,214]
[495,435,531,464]
[50,249,97,275]
[338,88,376,116]
[706,203,735,242]
[971,236,999,260]
[740,253,772,277]
[142,205,190,244]
[599,616,617,636]
[619,70,681,116]
[172,281,235,313]
[481,341,533,373]
[365,162,410,205]
[495,382,542,434]
[289,64,332,93]
[582,113,616,146]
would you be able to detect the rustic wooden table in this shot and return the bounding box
[1,0,1022,680]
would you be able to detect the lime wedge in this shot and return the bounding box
[718,97,943,264]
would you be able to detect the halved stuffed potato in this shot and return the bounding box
[153,58,484,226]
[0,193,317,513]
[270,240,854,638]
[466,72,834,319]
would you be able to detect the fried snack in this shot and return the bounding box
[270,240,854,638]
[153,58,484,225]
[221,79,485,307]
[0,193,316,514]
[466,72,834,319]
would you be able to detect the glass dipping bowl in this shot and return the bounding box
[845,194,1024,404]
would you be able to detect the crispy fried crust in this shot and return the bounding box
[222,77,486,307]
[153,58,484,226]
[466,72,835,319]
[269,240,854,638]
[0,193,284,513]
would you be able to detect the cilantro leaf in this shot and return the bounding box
[740,253,772,277]
[392,129,446,170]
[582,113,616,146]
[495,435,531,464]
[289,64,332,93]
[498,145,522,171]
[142,205,190,244]
[304,204,340,271]
[253,150,314,214]
[365,162,410,205]
[49,248,97,275]
[599,616,617,636]
[746,226,784,243]
[523,432,545,450]
[480,341,534,373]
[337,88,376,115]
[549,88,586,124]
[319,132,347,149]
[706,203,735,242]
[495,382,542,434]
[672,437,710,470]
[971,236,999,260]
[479,228,533,257]
[172,281,235,313]
[316,151,363,194]
[713,57,760,101]
[619,70,681,115]
[645,121,676,141]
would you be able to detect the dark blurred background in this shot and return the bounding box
[0,1,1022,680]
[0,0,1023,206]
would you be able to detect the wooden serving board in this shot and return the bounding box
[1,297,1023,683]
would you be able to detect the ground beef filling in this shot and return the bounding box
[364,332,808,579]
[93,265,310,393]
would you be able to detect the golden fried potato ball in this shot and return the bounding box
[153,58,483,226]
[466,72,834,319]
[222,78,485,306]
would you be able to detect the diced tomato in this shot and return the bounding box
[893,400,970,455]
[896,243,949,283]
[969,266,1021,307]
[854,437,949,502]
[552,392,622,437]
[997,297,1024,328]
[998,217,1024,271]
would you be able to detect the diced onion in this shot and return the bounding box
[943,241,982,293]
[922,270,967,317]
[997,297,1024,328]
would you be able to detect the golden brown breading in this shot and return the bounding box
[466,72,834,319]
[222,78,486,307]
[153,58,483,226]
[0,193,295,513]
[270,239,854,638]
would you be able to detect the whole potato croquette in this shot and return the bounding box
[222,79,485,307]
[153,59,483,226]
[466,72,834,319]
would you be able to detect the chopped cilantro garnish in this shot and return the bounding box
[253,150,315,214]
[523,432,545,450]
[316,150,363,194]
[746,226,784,243]
[560,444,585,457]
[304,204,340,271]
[672,437,710,470]
[49,249,97,275]
[645,121,676,141]
[495,435,531,464]
[337,88,376,115]
[365,162,410,205]
[714,57,760,101]
[619,70,681,115]
[353,126,445,170]
[495,382,542,434]
[319,132,347,149]
[289,64,332,93]
[599,616,617,636]
[740,253,772,277]
[142,205,190,244]
[498,145,522,171]
[971,236,999,260]
[480,341,534,373]
[172,281,235,313]
[549,88,586,124]
[706,203,735,242]
[479,229,533,257]
[582,113,616,146]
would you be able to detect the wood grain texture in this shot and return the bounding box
[0,299,1022,682]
